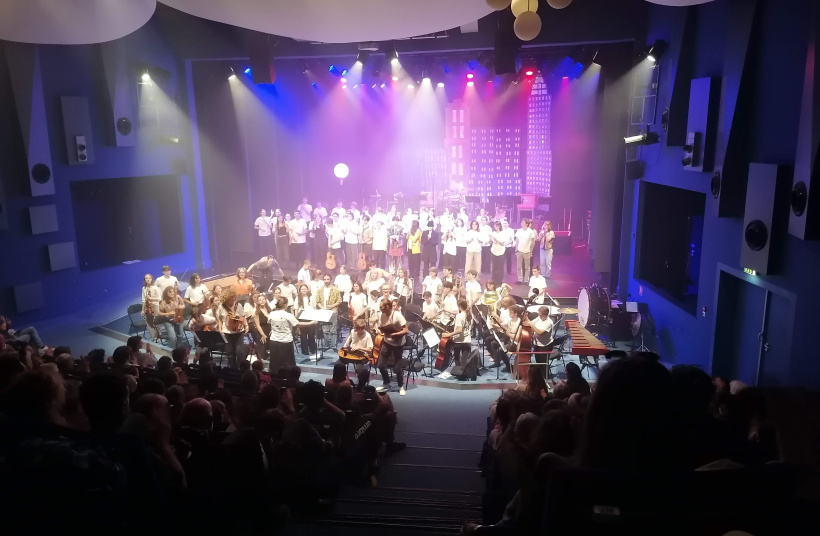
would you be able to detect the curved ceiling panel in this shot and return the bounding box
[0,0,156,45]
[645,0,716,5]
[158,0,495,43]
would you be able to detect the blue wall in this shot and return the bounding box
[0,19,202,323]
[620,0,820,387]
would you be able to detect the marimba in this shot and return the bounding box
[565,319,608,370]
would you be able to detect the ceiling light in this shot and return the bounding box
[386,42,399,65]
[647,40,668,62]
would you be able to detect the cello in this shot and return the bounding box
[514,320,534,381]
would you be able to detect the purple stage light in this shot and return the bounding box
[341,77,347,82]
[437,82,444,88]
[466,73,474,80]
[380,82,386,88]
[467,81,474,87]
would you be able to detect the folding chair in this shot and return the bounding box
[402,322,425,383]
[127,304,147,337]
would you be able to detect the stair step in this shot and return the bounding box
[335,497,479,520]
[376,463,485,493]
[340,485,482,505]
[394,431,484,451]
[384,445,481,468]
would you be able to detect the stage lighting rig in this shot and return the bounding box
[356,51,370,65]
[624,126,659,146]
[647,40,668,62]
[385,42,399,65]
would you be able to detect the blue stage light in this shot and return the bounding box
[311,82,318,88]
[244,68,251,75]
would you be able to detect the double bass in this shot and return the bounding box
[514,321,534,380]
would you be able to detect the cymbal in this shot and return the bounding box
[558,307,579,315]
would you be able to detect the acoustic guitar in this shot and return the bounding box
[325,251,337,270]
[357,252,367,270]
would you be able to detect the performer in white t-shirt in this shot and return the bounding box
[514,218,537,283]
[528,266,548,305]
[254,209,273,256]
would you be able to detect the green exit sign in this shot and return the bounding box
[744,268,757,276]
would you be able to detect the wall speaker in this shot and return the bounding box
[61,96,94,165]
[789,6,820,240]
[740,163,792,275]
[5,43,55,197]
[250,34,275,84]
[625,159,644,181]
[682,132,701,168]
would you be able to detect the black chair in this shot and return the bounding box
[127,304,147,337]
[403,322,424,383]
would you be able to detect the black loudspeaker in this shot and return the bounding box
[625,160,644,181]
[493,26,518,75]
[61,97,94,165]
[789,5,820,240]
[740,163,792,275]
[250,34,275,84]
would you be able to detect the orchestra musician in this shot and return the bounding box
[440,299,473,370]
[528,266,548,305]
[188,304,217,332]
[156,286,186,348]
[276,275,298,307]
[422,267,442,302]
[523,305,554,365]
[217,288,247,367]
[375,299,409,396]
[248,255,277,293]
[463,269,483,308]
[439,281,459,324]
[364,267,387,297]
[482,279,501,313]
[341,319,374,355]
[155,265,178,296]
[315,273,342,346]
[142,273,161,341]
[394,268,413,310]
[297,259,312,286]
[421,291,440,321]
[487,303,522,373]
[334,265,353,304]
[183,273,210,307]
[294,283,318,355]
[235,267,255,302]
[252,293,273,362]
[348,281,369,321]
[268,296,315,369]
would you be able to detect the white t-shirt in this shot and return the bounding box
[343,330,374,352]
[532,315,555,347]
[335,274,352,301]
[453,226,467,247]
[268,309,298,343]
[313,206,328,219]
[422,300,440,320]
[372,227,389,251]
[501,227,515,248]
[184,284,210,306]
[464,280,482,304]
[366,277,386,296]
[297,268,311,284]
[422,276,442,297]
[442,238,457,256]
[479,226,493,247]
[515,227,537,254]
[465,229,483,253]
[188,313,216,332]
[379,310,407,347]
[349,293,369,318]
[277,283,298,305]
[491,232,506,256]
[452,311,472,344]
[331,206,346,219]
[255,216,272,237]
[298,203,312,221]
[344,222,360,244]
[528,275,548,304]
[155,275,178,296]
[218,303,245,334]
[442,294,459,317]
[327,226,344,249]
[395,278,412,298]
[541,230,556,250]
[290,218,308,244]
[244,302,256,317]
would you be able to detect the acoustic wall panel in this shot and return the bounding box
[61,96,95,165]
[4,42,55,196]
[740,164,792,276]
[29,204,58,234]
[48,241,77,271]
[14,282,43,313]
[684,77,719,172]
[99,40,136,147]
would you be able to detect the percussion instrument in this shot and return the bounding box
[577,285,611,328]
[558,307,579,315]
[526,305,562,316]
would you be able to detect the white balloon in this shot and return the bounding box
[514,11,542,41]
[334,163,350,179]
[486,0,512,9]
[511,0,538,17]
[547,0,573,9]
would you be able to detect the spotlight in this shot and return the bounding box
[329,65,343,76]
[342,69,348,75]
[342,85,347,89]
[380,82,386,88]
[341,77,347,83]
[353,84,358,88]
[467,81,474,87]
[408,83,415,88]
[356,51,370,65]
[437,82,445,88]
[647,40,668,62]
[422,69,430,82]
[386,42,399,65]
[141,71,150,81]
[228,67,236,80]
[302,63,310,74]
[244,68,251,75]
[576,48,599,70]
[466,73,474,80]
[624,127,660,146]
[392,75,399,81]
[372,83,377,88]
[525,70,534,76]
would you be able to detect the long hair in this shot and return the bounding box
[458,299,472,323]
[297,284,311,309]
[189,273,201,287]
[143,274,154,288]
[161,286,177,303]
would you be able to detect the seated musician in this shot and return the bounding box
[421,291,440,321]
[348,281,369,321]
[183,273,210,307]
[523,305,554,365]
[488,304,523,373]
[235,267,255,298]
[482,279,501,312]
[365,260,391,284]
[365,269,387,296]
[528,265,548,305]
[441,299,473,367]
[439,281,459,324]
[341,319,374,355]
[156,286,186,348]
[188,305,217,332]
[422,267,442,300]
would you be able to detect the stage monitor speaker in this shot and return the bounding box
[250,34,275,84]
[61,97,94,165]
[625,159,644,180]
[789,5,820,240]
[5,43,55,197]
[740,163,792,275]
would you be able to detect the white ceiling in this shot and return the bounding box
[0,0,156,45]
[157,0,495,43]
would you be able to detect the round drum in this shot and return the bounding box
[577,286,610,328]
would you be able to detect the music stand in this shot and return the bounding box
[193,331,229,367]
[299,308,335,363]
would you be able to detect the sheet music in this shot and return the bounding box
[626,301,638,313]
[423,328,441,348]
[298,309,334,322]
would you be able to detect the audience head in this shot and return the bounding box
[5,367,65,424]
[303,379,326,411]
[157,356,173,372]
[240,370,259,394]
[357,367,370,390]
[0,353,25,390]
[126,335,142,353]
[87,348,106,367]
[55,353,74,375]
[288,366,302,384]
[80,373,130,433]
[332,362,348,383]
[179,398,213,431]
[336,384,354,409]
[258,383,281,411]
[111,345,132,367]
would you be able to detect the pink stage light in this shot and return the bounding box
[392,75,399,81]
[467,81,474,87]
[340,77,347,83]
[525,70,534,76]
[466,73,474,80]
